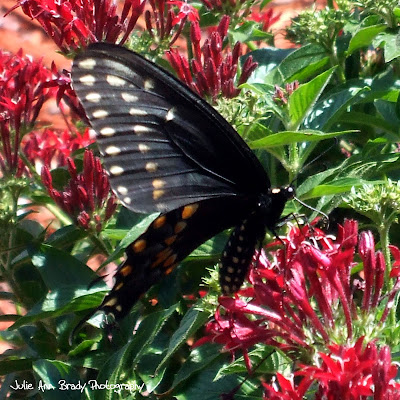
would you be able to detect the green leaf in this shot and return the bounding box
[137,334,169,392]
[245,48,293,85]
[29,244,96,289]
[156,306,209,373]
[175,360,258,400]
[306,85,369,130]
[216,345,281,379]
[347,24,387,55]
[278,44,329,81]
[172,343,222,389]
[96,305,177,398]
[185,232,228,264]
[374,31,400,62]
[231,21,271,43]
[336,111,398,135]
[288,68,335,130]
[10,287,106,328]
[248,129,353,149]
[33,359,83,400]
[301,178,385,200]
[0,358,33,375]
[101,212,158,266]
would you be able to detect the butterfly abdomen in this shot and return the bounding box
[219,210,266,294]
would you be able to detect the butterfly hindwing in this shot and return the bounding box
[98,196,258,320]
[71,43,271,213]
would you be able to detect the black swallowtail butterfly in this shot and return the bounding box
[71,42,294,323]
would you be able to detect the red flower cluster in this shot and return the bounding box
[145,0,199,47]
[166,16,257,100]
[41,149,117,232]
[196,220,400,396]
[264,338,400,399]
[8,0,146,52]
[22,127,94,170]
[0,49,55,177]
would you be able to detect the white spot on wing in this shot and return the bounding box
[145,162,158,173]
[123,197,132,205]
[165,107,175,121]
[107,75,126,87]
[144,79,155,90]
[121,92,138,102]
[105,145,121,155]
[79,74,96,86]
[133,125,151,134]
[86,92,101,102]
[117,186,128,195]
[110,165,124,175]
[92,109,108,118]
[130,108,148,116]
[138,143,150,153]
[100,127,116,136]
[152,179,166,189]
[78,58,96,69]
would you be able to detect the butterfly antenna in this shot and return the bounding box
[294,195,329,226]
[299,138,338,178]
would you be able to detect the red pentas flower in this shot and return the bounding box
[263,338,400,399]
[46,62,87,122]
[22,127,94,170]
[196,220,400,369]
[168,1,199,25]
[297,338,400,399]
[41,149,117,232]
[0,49,55,177]
[144,0,196,48]
[166,16,258,101]
[7,0,146,53]
[249,9,281,32]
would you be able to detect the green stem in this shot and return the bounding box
[288,142,300,182]
[2,188,24,306]
[45,203,73,226]
[246,41,258,51]
[329,42,346,84]
[378,218,394,325]
[89,233,113,259]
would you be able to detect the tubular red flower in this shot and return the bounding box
[200,220,400,375]
[0,49,56,177]
[297,339,400,399]
[167,16,257,101]
[8,0,146,53]
[249,9,281,32]
[41,149,117,232]
[22,127,94,170]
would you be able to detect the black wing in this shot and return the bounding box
[71,43,270,213]
[94,196,258,320]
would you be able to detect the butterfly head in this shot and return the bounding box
[272,185,295,200]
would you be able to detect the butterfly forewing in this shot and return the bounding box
[72,43,271,213]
